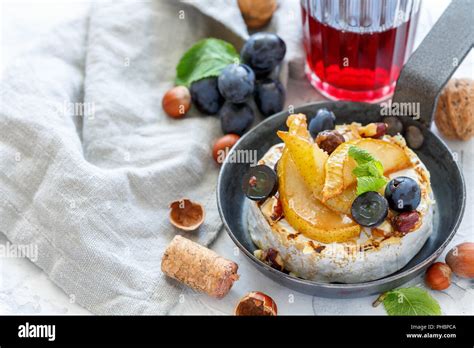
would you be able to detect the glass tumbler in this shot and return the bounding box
[301,0,421,103]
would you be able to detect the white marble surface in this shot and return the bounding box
[0,0,473,315]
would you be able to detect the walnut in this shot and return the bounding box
[434,78,474,141]
[238,0,277,29]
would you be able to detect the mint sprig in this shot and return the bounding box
[348,146,387,195]
[175,38,240,87]
[374,287,441,316]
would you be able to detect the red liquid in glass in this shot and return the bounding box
[302,6,417,102]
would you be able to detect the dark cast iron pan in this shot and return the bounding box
[217,0,472,297]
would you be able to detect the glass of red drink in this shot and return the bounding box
[301,0,421,103]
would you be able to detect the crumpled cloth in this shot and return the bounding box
[0,0,315,314]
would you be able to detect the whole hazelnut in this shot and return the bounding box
[384,116,403,136]
[445,242,474,278]
[235,291,277,316]
[315,130,345,154]
[425,262,452,290]
[405,125,424,149]
[212,134,240,164]
[162,86,191,118]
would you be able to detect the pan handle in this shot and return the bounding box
[391,0,474,129]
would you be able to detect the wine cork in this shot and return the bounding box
[161,235,239,298]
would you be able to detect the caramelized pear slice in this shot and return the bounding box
[323,185,358,215]
[286,113,312,138]
[277,131,327,198]
[277,114,328,198]
[322,138,412,201]
[278,149,361,243]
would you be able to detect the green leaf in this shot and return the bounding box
[352,161,384,177]
[175,38,240,87]
[349,146,387,195]
[356,176,387,195]
[382,287,441,316]
[348,146,375,164]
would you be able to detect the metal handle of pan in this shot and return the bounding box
[389,0,473,132]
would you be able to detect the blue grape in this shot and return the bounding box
[190,77,224,115]
[219,102,254,136]
[254,78,285,118]
[241,33,286,77]
[218,64,255,104]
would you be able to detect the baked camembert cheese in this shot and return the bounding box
[246,114,433,283]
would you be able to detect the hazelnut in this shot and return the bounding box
[392,211,420,233]
[405,125,424,150]
[384,116,403,136]
[238,0,277,29]
[315,130,345,154]
[169,198,205,231]
[359,122,387,138]
[425,262,452,290]
[212,134,240,164]
[235,291,277,316]
[445,242,474,278]
[162,86,191,118]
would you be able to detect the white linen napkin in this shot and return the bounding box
[0,0,250,314]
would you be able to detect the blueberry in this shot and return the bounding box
[308,108,336,138]
[242,165,278,201]
[190,77,224,115]
[351,191,388,227]
[385,176,421,212]
[218,64,255,103]
[254,78,285,118]
[219,102,254,136]
[241,33,286,77]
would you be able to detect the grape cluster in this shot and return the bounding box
[190,32,287,136]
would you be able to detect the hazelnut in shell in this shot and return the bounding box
[425,262,452,290]
[162,86,191,118]
[212,134,240,164]
[235,291,277,316]
[169,198,205,231]
[445,242,474,278]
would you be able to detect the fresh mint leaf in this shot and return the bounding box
[352,161,383,178]
[348,145,375,164]
[382,287,441,316]
[356,176,388,195]
[349,146,387,195]
[175,38,240,87]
